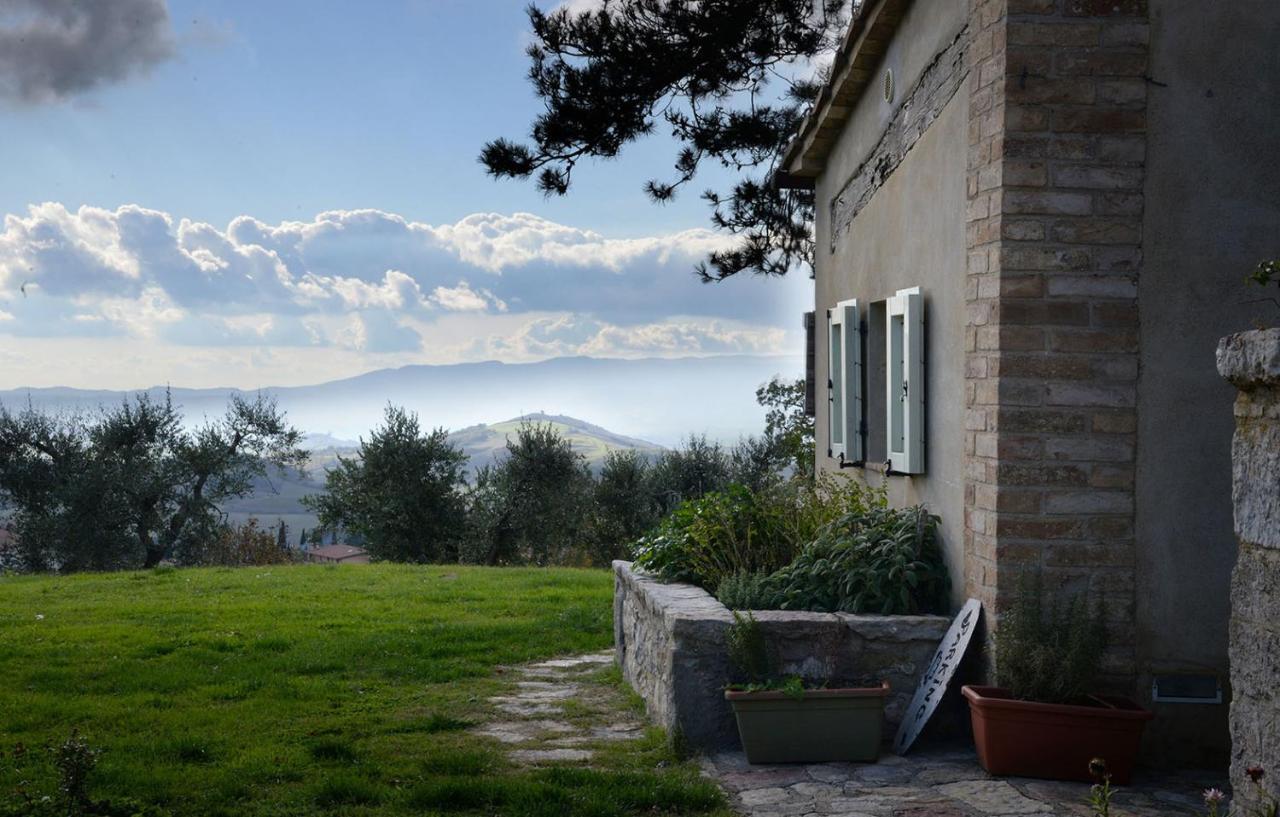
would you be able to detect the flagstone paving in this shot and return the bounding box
[477,650,648,766]
[702,744,1227,817]
[475,652,1227,815]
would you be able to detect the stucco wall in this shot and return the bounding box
[814,0,970,609]
[1135,0,1280,763]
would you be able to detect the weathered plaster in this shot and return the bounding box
[830,24,970,251]
[814,0,971,610]
[1134,0,1280,764]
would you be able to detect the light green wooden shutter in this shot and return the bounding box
[828,299,862,464]
[886,287,924,474]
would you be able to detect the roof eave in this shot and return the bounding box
[776,0,912,190]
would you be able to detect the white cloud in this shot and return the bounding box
[0,202,806,325]
[551,0,608,15]
[0,202,811,386]
[431,281,507,313]
[477,315,788,360]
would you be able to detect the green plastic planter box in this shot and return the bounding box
[725,681,890,763]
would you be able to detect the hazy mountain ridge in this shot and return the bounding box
[0,354,801,447]
[222,412,666,534]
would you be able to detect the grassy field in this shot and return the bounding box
[0,564,726,817]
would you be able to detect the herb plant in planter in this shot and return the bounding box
[723,611,889,764]
[962,577,1154,784]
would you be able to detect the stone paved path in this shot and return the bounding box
[702,744,1227,817]
[475,650,647,765]
[475,653,1226,816]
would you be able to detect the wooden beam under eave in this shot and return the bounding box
[774,170,816,191]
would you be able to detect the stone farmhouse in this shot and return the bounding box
[777,0,1278,764]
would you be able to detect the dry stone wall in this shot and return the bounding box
[613,561,950,751]
[1217,328,1280,807]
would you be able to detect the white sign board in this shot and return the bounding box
[891,598,982,755]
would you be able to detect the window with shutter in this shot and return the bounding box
[804,311,816,418]
[827,299,863,465]
[886,287,924,474]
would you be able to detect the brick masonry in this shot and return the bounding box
[963,0,1148,684]
[1217,329,1280,806]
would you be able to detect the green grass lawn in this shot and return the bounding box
[0,564,727,817]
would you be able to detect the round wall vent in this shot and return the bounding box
[883,68,894,103]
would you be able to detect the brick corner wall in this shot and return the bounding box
[964,0,1149,689]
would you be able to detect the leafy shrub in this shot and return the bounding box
[462,422,595,566]
[633,485,797,590]
[680,485,795,590]
[996,575,1108,703]
[767,503,949,614]
[649,435,732,514]
[629,499,702,584]
[585,449,661,566]
[304,405,467,563]
[727,435,787,494]
[634,477,890,597]
[199,519,296,567]
[716,572,777,610]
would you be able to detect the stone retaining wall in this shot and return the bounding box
[612,561,951,751]
[1217,328,1280,806]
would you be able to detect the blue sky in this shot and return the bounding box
[0,0,811,390]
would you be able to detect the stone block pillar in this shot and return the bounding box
[1217,328,1280,805]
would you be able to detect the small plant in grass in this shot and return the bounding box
[1,732,168,817]
[54,730,99,814]
[1248,260,1280,289]
[996,574,1108,704]
[312,774,381,808]
[307,737,358,763]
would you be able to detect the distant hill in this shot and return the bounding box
[0,354,801,448]
[449,412,663,474]
[222,412,664,535]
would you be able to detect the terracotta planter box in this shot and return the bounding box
[726,681,889,764]
[962,685,1154,784]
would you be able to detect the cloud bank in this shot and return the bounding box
[0,0,175,104]
[0,203,809,386]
